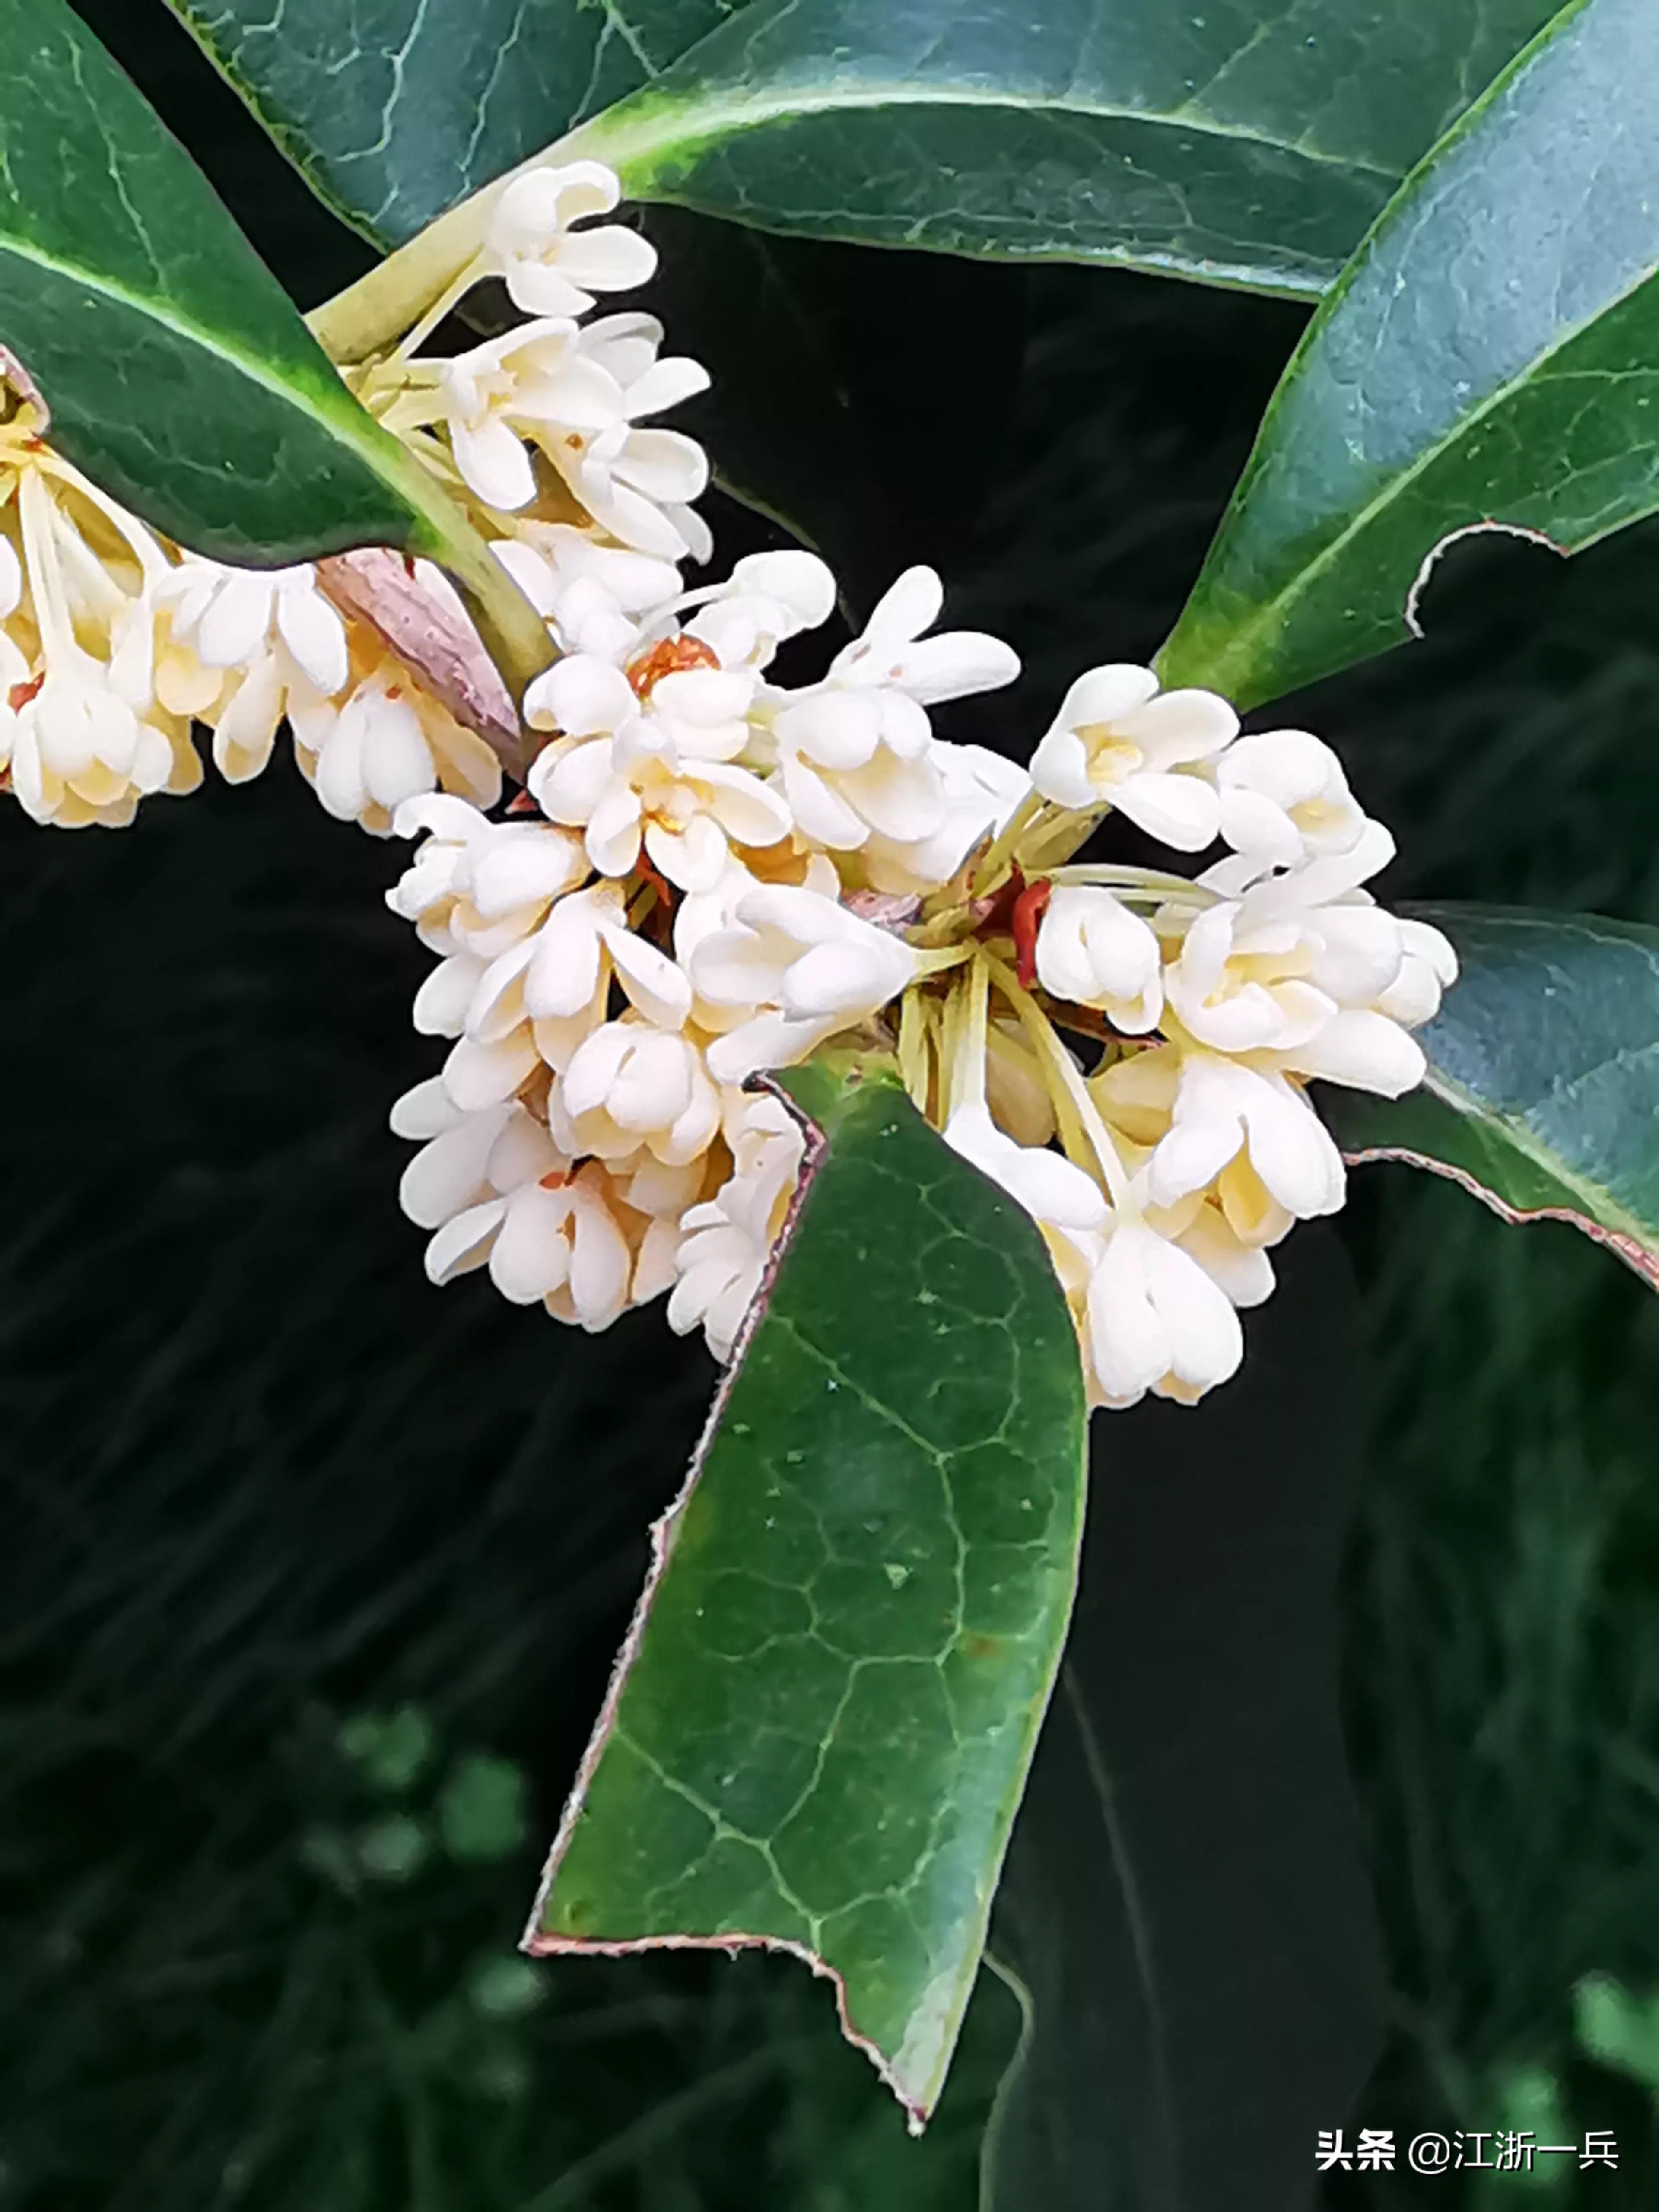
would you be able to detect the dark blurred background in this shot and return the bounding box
[6,5,1659,2206]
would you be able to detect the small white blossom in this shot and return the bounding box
[943,1100,1107,1234]
[439,317,597,513]
[553,314,712,560]
[686,880,918,1084]
[668,1088,807,1359]
[291,654,501,835]
[159,557,351,783]
[391,1079,648,1328]
[1030,664,1237,850]
[1034,885,1162,1033]
[1216,727,1365,867]
[550,1017,721,1166]
[484,163,658,320]
[1166,825,1452,1096]
[759,566,1018,875]
[1162,824,1396,1056]
[523,880,691,1036]
[492,524,681,662]
[680,550,836,671]
[1081,1217,1244,1410]
[527,652,787,890]
[868,740,1032,895]
[1142,1049,1346,1227]
[442,312,710,556]
[0,449,204,827]
[390,794,588,955]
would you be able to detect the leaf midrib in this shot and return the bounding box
[576,74,1402,188]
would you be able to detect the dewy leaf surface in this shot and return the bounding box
[0,0,488,566]
[169,0,1554,290]
[1158,0,1659,708]
[983,1227,1382,2211]
[526,1058,1088,2125]
[1331,906,1659,1290]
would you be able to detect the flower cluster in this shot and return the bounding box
[0,374,505,834]
[358,164,1453,1398]
[0,160,1456,1406]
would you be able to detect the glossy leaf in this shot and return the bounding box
[166,0,738,249]
[171,0,1556,290]
[1332,906,1659,1291]
[567,0,1557,297]
[526,1056,1088,2125]
[0,0,501,573]
[1159,0,1659,709]
[984,1226,1383,2211]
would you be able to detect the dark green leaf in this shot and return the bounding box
[166,0,739,250]
[172,0,1556,291]
[0,0,508,576]
[526,1056,1088,2123]
[569,0,1557,297]
[1332,906,1659,1290]
[1158,0,1659,709]
[984,1226,1383,2210]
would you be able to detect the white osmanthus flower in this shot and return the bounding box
[291,656,502,834]
[157,557,350,783]
[526,650,788,890]
[1029,664,1237,850]
[668,1089,808,1360]
[272,155,1457,1400]
[873,738,1032,897]
[1034,885,1162,1034]
[491,524,682,662]
[483,164,658,320]
[1163,824,1448,1096]
[0,439,206,827]
[439,313,711,560]
[679,550,838,672]
[551,1016,721,1166]
[1122,1043,1347,1231]
[1215,727,1365,867]
[753,566,1020,884]
[547,314,713,562]
[391,1080,639,1328]
[686,879,919,1084]
[1081,1215,1246,1409]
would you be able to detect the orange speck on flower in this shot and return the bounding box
[626,633,719,700]
[8,671,43,713]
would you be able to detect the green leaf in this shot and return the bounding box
[567,0,1558,297]
[0,0,548,667]
[173,0,1557,294]
[526,1056,1088,2124]
[166,0,740,251]
[983,1227,1383,2210]
[1331,907,1659,1291]
[1158,0,1659,709]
